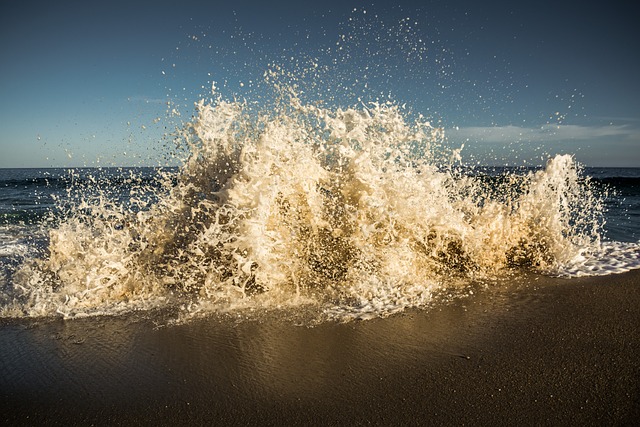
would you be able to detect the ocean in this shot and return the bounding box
[1,101,640,322]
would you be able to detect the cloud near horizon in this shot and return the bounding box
[127,95,168,105]
[446,124,638,144]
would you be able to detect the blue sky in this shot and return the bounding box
[1,0,639,167]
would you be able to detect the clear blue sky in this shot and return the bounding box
[1,0,639,167]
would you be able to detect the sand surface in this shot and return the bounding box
[2,270,640,426]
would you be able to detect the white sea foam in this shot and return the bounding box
[0,242,29,258]
[3,81,635,321]
[0,225,32,258]
[557,241,640,277]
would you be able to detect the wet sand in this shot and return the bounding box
[1,270,640,426]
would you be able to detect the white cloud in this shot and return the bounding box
[127,95,167,105]
[447,124,638,144]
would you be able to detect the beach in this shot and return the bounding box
[1,269,639,426]
[2,1,639,425]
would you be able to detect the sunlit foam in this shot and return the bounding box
[2,86,639,320]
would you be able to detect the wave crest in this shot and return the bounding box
[3,91,620,319]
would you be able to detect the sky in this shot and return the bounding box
[1,0,639,168]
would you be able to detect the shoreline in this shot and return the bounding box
[2,270,640,425]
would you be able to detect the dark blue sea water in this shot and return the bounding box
[0,167,172,224]
[3,166,639,239]
[584,168,640,243]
